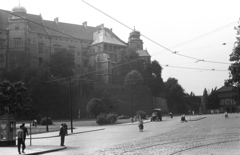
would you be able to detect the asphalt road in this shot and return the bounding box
[43,114,240,155]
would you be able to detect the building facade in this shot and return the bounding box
[0,5,151,83]
[217,86,240,113]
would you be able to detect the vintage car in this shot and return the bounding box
[150,108,162,121]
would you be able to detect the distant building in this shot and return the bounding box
[0,5,150,83]
[216,86,240,113]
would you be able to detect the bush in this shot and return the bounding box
[36,114,44,124]
[96,113,108,125]
[96,113,118,125]
[107,113,118,124]
[136,110,147,119]
[87,98,106,117]
[40,117,53,125]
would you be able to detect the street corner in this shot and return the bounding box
[24,145,66,155]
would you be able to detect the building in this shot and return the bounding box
[0,5,151,83]
[216,86,240,113]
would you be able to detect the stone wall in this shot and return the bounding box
[76,83,154,118]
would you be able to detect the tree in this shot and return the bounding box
[113,48,140,84]
[227,21,240,86]
[202,88,208,112]
[101,89,122,113]
[206,87,219,110]
[86,98,106,117]
[185,92,201,114]
[50,49,75,78]
[124,70,144,85]
[165,78,187,113]
[0,80,31,117]
[144,60,164,96]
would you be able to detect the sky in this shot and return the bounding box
[1,0,240,95]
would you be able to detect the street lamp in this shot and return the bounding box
[69,77,73,133]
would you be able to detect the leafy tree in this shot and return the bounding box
[144,60,164,96]
[202,88,208,112]
[165,78,187,113]
[113,48,140,84]
[101,89,123,113]
[185,92,201,114]
[227,23,240,85]
[87,98,106,117]
[0,80,31,117]
[206,87,219,110]
[124,70,144,85]
[50,49,75,78]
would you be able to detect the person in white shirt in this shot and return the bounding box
[17,125,25,154]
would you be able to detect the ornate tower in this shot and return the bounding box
[7,4,29,70]
[128,29,143,50]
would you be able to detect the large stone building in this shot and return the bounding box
[0,5,150,83]
[216,86,240,113]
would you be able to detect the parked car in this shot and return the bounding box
[150,108,162,121]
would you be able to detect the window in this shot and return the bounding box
[15,40,20,48]
[38,43,44,53]
[0,54,4,62]
[0,42,4,49]
[84,60,88,67]
[109,45,112,51]
[104,44,108,50]
[68,46,75,53]
[53,45,62,52]
[113,46,117,52]
[39,57,43,64]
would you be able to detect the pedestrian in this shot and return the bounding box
[59,123,66,146]
[138,116,144,132]
[225,112,229,118]
[33,120,37,127]
[21,123,28,142]
[181,115,187,123]
[17,125,25,154]
[169,112,173,119]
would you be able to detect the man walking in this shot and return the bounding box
[59,123,66,146]
[21,123,28,142]
[17,125,25,154]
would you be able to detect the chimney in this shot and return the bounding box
[110,28,113,37]
[82,21,87,29]
[54,17,59,24]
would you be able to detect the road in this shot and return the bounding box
[43,114,240,155]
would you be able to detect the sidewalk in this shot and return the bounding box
[1,126,105,155]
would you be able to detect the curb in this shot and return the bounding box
[188,117,206,121]
[118,120,151,126]
[27,128,105,139]
[26,146,66,155]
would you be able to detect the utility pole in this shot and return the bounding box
[46,93,49,132]
[69,77,73,133]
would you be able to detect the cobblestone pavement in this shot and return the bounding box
[88,114,240,155]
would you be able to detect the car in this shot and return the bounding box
[150,108,162,121]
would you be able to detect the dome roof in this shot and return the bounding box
[12,5,27,13]
[130,30,140,36]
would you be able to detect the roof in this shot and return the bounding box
[0,10,12,29]
[91,29,127,46]
[27,14,48,35]
[0,9,126,44]
[136,50,151,57]
[216,86,235,93]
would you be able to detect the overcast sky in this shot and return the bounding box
[2,0,240,95]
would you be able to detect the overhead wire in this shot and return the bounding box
[81,0,236,65]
